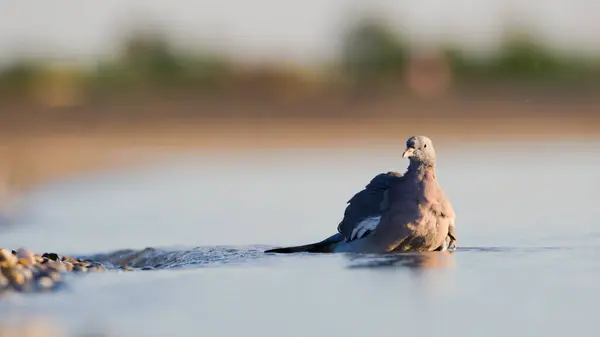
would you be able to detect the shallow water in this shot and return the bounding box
[1,140,600,336]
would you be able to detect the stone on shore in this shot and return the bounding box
[0,247,111,295]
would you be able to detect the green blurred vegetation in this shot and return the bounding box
[1,18,599,104]
[445,29,600,82]
[340,18,409,85]
[90,30,233,92]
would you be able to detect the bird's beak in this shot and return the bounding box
[402,147,415,158]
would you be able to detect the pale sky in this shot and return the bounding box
[0,0,599,65]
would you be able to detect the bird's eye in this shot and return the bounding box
[423,144,427,148]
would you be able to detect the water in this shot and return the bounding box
[1,140,599,336]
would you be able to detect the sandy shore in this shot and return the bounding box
[0,92,599,209]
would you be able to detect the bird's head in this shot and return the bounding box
[402,135,436,167]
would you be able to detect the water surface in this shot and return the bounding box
[1,141,599,336]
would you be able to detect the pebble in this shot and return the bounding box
[18,257,34,267]
[41,253,60,261]
[86,262,105,272]
[48,271,61,282]
[37,277,54,290]
[21,268,34,281]
[0,247,113,295]
[63,262,73,272]
[4,267,25,286]
[61,256,78,264]
[0,248,17,266]
[16,248,35,264]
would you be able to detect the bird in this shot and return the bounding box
[264,135,456,254]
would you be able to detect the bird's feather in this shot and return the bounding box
[337,172,403,241]
[264,233,343,254]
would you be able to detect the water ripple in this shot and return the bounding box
[74,245,591,271]
[78,245,273,270]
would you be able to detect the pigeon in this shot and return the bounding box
[265,135,457,254]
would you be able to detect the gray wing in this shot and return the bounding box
[336,172,403,241]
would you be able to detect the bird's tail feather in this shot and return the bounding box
[265,233,344,254]
[264,243,331,254]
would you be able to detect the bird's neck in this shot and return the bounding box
[406,161,435,180]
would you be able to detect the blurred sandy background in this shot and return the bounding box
[0,0,599,216]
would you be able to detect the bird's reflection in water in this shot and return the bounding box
[345,251,455,270]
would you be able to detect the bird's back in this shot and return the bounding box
[337,172,403,240]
